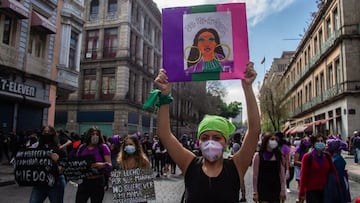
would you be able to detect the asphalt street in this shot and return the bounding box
[0,164,359,203]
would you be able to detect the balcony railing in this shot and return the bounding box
[106,11,118,20]
[287,30,341,92]
[0,44,24,70]
[289,84,345,117]
[89,13,99,22]
[56,66,79,91]
[26,54,51,79]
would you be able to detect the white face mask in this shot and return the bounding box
[268,140,278,149]
[91,136,99,145]
[200,140,224,162]
[293,140,301,146]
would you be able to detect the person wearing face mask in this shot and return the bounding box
[294,136,311,188]
[151,62,260,202]
[298,134,338,203]
[75,127,112,203]
[252,133,286,203]
[117,135,151,170]
[27,126,67,203]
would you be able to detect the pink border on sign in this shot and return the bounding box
[217,3,249,80]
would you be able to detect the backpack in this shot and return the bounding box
[307,152,343,203]
[77,144,111,190]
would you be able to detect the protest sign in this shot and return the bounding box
[111,168,155,203]
[162,3,249,82]
[14,148,57,187]
[60,155,98,181]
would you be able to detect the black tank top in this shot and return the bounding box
[258,152,281,201]
[184,157,240,203]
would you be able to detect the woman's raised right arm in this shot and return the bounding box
[155,69,195,174]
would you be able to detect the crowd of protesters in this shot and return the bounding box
[1,126,359,202]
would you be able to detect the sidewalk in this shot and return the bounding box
[342,153,360,183]
[0,162,15,186]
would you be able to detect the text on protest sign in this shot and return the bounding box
[14,148,57,187]
[111,168,155,203]
[59,155,98,181]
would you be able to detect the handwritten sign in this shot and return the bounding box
[14,149,57,187]
[111,168,155,203]
[60,155,98,181]
[162,3,249,82]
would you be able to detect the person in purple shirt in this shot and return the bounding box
[75,127,111,203]
[294,136,311,187]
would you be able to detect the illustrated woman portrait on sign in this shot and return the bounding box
[183,12,234,74]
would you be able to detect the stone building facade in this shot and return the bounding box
[0,0,58,133]
[277,0,360,138]
[55,0,189,136]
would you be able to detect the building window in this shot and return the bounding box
[142,78,147,104]
[313,36,318,55]
[130,32,137,61]
[101,68,115,100]
[69,31,78,70]
[309,82,312,99]
[128,71,136,101]
[28,29,46,58]
[107,0,117,19]
[320,72,325,93]
[333,7,339,31]
[103,28,118,58]
[2,16,12,45]
[315,76,319,96]
[335,59,341,84]
[90,0,99,21]
[327,64,333,88]
[326,17,332,39]
[83,69,97,99]
[319,29,323,49]
[143,44,148,68]
[85,30,99,59]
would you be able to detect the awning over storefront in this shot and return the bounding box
[31,11,56,34]
[286,123,313,134]
[0,0,29,19]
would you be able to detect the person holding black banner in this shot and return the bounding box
[117,135,151,170]
[75,127,112,203]
[153,62,260,202]
[29,125,67,203]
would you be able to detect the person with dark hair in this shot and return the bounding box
[117,135,150,170]
[353,131,360,164]
[252,133,286,202]
[109,134,121,170]
[185,28,233,73]
[327,138,351,203]
[153,62,260,202]
[298,134,338,203]
[75,127,112,203]
[141,133,153,168]
[230,132,246,202]
[294,136,311,188]
[56,129,72,153]
[274,132,291,184]
[0,130,11,163]
[29,126,67,203]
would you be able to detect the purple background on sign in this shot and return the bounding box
[217,3,249,80]
[162,3,249,82]
[162,7,192,81]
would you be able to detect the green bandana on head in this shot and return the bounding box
[197,115,236,141]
